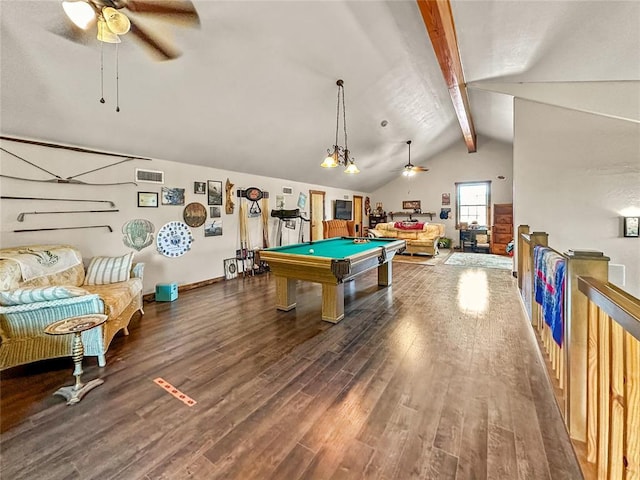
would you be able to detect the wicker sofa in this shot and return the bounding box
[369,221,445,256]
[0,245,144,370]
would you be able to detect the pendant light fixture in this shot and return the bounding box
[321,79,360,174]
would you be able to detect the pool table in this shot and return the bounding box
[258,237,406,323]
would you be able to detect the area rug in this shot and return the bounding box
[444,252,513,270]
[393,249,451,266]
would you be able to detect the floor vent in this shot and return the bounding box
[135,168,164,184]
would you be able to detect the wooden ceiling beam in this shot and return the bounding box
[417,0,477,153]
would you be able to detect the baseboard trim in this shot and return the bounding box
[143,276,226,302]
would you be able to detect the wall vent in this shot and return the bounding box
[135,168,164,184]
[282,186,293,195]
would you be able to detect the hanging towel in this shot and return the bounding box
[533,246,566,346]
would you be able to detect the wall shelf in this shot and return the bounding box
[388,211,435,221]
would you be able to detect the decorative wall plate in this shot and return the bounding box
[157,221,194,257]
[122,219,155,251]
[183,202,207,227]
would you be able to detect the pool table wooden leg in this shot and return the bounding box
[321,283,344,323]
[275,276,297,311]
[378,261,392,286]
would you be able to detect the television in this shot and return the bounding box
[334,200,353,220]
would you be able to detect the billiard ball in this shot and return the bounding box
[309,248,314,254]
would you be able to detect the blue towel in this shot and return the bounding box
[533,246,566,346]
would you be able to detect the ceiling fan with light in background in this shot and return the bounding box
[396,140,429,177]
[60,0,200,61]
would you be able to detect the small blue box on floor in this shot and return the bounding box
[155,282,178,302]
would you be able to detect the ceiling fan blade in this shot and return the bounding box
[411,166,429,172]
[128,19,181,61]
[124,0,200,26]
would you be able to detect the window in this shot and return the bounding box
[456,181,491,227]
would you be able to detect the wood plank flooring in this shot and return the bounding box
[0,260,583,479]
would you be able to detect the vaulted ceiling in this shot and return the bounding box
[1,1,638,192]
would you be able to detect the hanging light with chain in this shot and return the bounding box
[320,79,360,174]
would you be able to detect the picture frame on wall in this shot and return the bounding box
[137,191,158,208]
[194,182,206,194]
[204,220,223,237]
[208,180,223,205]
[624,216,639,237]
[210,206,221,218]
[402,200,421,210]
[297,192,307,209]
[161,187,185,206]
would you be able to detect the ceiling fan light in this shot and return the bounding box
[103,7,131,35]
[97,17,121,43]
[62,1,95,29]
[344,162,360,174]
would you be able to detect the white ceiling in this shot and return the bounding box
[1,0,639,192]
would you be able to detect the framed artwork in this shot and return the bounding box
[297,192,307,209]
[137,192,158,208]
[204,220,223,237]
[402,200,421,210]
[624,216,639,237]
[223,258,238,279]
[161,187,185,206]
[442,193,450,206]
[276,195,285,209]
[208,180,223,205]
[210,206,221,218]
[194,182,206,194]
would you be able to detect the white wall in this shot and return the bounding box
[514,99,640,297]
[371,136,513,246]
[0,141,365,294]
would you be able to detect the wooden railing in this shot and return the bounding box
[516,225,640,479]
[580,277,640,480]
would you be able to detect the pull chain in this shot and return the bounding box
[99,41,105,104]
[115,43,120,112]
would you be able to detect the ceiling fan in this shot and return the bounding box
[60,0,200,60]
[397,140,429,177]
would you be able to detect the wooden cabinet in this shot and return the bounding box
[491,203,513,255]
[369,214,387,229]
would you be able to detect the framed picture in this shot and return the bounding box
[208,180,223,205]
[276,195,285,209]
[210,206,221,218]
[624,216,639,237]
[161,187,185,205]
[297,192,307,209]
[204,220,223,237]
[137,191,158,208]
[402,200,421,210]
[194,182,206,194]
[442,193,450,206]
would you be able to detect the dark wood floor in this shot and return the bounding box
[0,259,583,479]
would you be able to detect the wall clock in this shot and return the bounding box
[156,221,194,257]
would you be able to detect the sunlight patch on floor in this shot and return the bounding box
[457,270,489,313]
